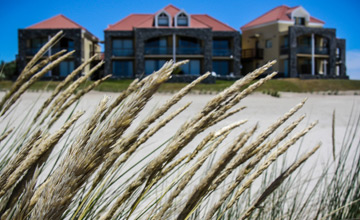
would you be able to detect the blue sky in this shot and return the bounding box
[1,0,360,79]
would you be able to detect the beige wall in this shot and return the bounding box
[242,21,324,74]
[82,32,100,73]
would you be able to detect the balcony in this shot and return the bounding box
[177,47,203,55]
[242,49,264,59]
[297,46,329,55]
[145,47,172,55]
[112,48,134,57]
[213,49,232,56]
[25,47,74,56]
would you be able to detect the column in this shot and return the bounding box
[311,33,315,76]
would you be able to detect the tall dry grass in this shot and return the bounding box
[1,31,358,220]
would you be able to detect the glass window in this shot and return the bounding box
[158,13,169,26]
[213,60,230,76]
[112,61,133,78]
[265,39,272,48]
[284,59,289,77]
[178,37,201,54]
[295,17,305,25]
[213,39,231,56]
[145,60,166,75]
[177,13,188,26]
[180,60,200,75]
[59,61,75,77]
[145,37,169,54]
[112,39,133,56]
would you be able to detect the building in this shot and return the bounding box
[18,15,101,79]
[241,5,347,79]
[104,4,241,80]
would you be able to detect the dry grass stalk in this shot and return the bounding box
[0,50,76,116]
[47,75,111,128]
[7,168,40,220]
[0,31,63,111]
[209,98,307,194]
[0,130,42,191]
[223,120,318,215]
[193,60,276,121]
[21,31,64,77]
[100,78,140,122]
[0,111,83,198]
[238,143,321,220]
[33,54,98,122]
[93,70,207,189]
[205,115,306,220]
[100,62,277,220]
[39,60,104,125]
[26,49,67,81]
[29,97,109,211]
[0,128,14,143]
[48,60,104,118]
[92,101,192,190]
[211,106,246,126]
[332,109,336,161]
[31,61,181,219]
[176,125,256,220]
[153,129,235,220]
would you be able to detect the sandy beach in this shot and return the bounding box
[1,90,359,195]
[1,90,359,167]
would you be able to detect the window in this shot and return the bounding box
[213,60,230,76]
[112,39,133,56]
[294,17,305,25]
[158,12,169,26]
[59,61,74,77]
[145,37,169,54]
[177,13,188,26]
[178,37,201,54]
[112,61,133,78]
[179,60,200,75]
[213,39,231,56]
[265,39,272,48]
[145,60,166,75]
[284,59,289,77]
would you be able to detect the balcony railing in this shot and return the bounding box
[242,49,264,59]
[144,47,172,55]
[315,47,329,55]
[25,47,74,56]
[213,48,232,56]
[297,46,329,55]
[176,47,203,55]
[112,48,134,56]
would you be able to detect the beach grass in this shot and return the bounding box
[0,32,359,219]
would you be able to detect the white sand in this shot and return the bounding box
[1,90,359,196]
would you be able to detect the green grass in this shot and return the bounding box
[1,78,359,93]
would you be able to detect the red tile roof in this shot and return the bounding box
[241,5,325,31]
[26,14,99,40]
[106,4,236,31]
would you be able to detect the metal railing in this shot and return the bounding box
[25,47,74,56]
[242,48,264,59]
[144,47,172,55]
[112,48,134,56]
[297,46,329,55]
[176,47,203,55]
[213,49,232,56]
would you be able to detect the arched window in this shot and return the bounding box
[177,13,188,26]
[158,12,169,26]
